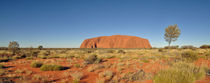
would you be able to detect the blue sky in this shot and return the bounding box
[0,0,210,48]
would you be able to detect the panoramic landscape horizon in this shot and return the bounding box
[0,0,210,83]
[1,0,210,48]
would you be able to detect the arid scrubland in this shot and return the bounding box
[0,48,209,83]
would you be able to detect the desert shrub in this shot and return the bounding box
[40,64,64,71]
[8,41,20,55]
[0,57,10,62]
[164,45,179,49]
[38,55,48,59]
[153,62,205,83]
[84,54,97,64]
[94,58,102,64]
[181,45,196,49]
[122,69,145,81]
[200,45,210,49]
[26,56,34,60]
[142,59,150,63]
[74,64,80,68]
[87,64,104,72]
[181,51,198,62]
[118,50,126,54]
[107,50,115,53]
[12,55,22,60]
[70,71,83,83]
[0,64,5,69]
[158,49,164,52]
[99,70,113,80]
[0,69,6,75]
[205,52,210,59]
[31,62,43,68]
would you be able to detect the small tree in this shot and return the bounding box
[38,45,43,50]
[164,24,181,46]
[8,41,20,55]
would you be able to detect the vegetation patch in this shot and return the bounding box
[153,62,205,83]
[181,51,199,62]
[31,62,43,68]
[40,64,65,71]
[70,71,83,83]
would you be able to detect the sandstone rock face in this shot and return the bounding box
[80,35,152,48]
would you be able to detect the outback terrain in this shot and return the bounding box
[0,48,209,83]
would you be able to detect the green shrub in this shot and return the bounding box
[0,64,5,69]
[38,55,48,59]
[181,51,198,62]
[118,50,126,54]
[31,62,43,68]
[40,64,64,71]
[142,59,150,63]
[74,64,80,68]
[84,54,97,64]
[12,55,22,60]
[153,62,205,83]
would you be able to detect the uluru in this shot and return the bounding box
[80,35,152,48]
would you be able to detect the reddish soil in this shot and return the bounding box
[1,57,210,83]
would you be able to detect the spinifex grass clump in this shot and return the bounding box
[153,62,205,83]
[31,62,43,68]
[40,64,64,71]
[84,54,100,64]
[70,71,83,83]
[181,51,199,62]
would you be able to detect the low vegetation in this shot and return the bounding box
[153,62,205,83]
[0,47,209,83]
[31,62,43,68]
[40,64,65,71]
[70,71,83,83]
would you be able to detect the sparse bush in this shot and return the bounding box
[84,54,97,64]
[12,55,22,60]
[142,59,150,63]
[181,45,196,49]
[122,69,145,81]
[118,50,126,54]
[74,64,80,68]
[8,41,20,55]
[0,69,6,75]
[40,64,64,71]
[31,62,43,68]
[158,49,164,52]
[181,51,198,62]
[87,64,104,72]
[38,55,48,59]
[107,50,115,53]
[38,45,43,50]
[153,62,205,83]
[200,45,210,49]
[99,70,113,80]
[70,71,83,83]
[164,45,179,49]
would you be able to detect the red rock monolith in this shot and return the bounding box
[80,35,152,48]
